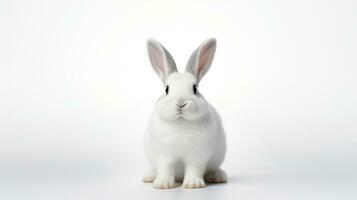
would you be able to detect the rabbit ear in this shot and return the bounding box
[185,38,216,83]
[147,39,177,83]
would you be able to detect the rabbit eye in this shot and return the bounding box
[165,85,169,95]
[193,84,198,94]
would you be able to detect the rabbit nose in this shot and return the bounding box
[176,103,187,108]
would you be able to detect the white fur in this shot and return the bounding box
[144,38,227,189]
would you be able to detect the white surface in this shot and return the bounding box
[1,0,356,199]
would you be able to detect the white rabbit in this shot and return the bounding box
[143,38,227,189]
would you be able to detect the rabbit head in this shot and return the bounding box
[147,38,217,121]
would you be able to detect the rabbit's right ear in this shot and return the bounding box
[185,38,216,83]
[147,39,177,83]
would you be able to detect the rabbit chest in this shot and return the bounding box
[149,115,217,159]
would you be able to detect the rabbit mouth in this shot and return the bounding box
[176,108,185,115]
[176,112,187,119]
[177,110,184,115]
[176,111,187,117]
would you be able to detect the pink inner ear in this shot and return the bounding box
[197,42,215,77]
[148,44,166,78]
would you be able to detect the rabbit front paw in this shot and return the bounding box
[153,176,175,189]
[143,168,156,183]
[182,177,206,188]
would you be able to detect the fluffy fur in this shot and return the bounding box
[144,38,227,189]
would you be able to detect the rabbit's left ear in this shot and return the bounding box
[185,38,216,83]
[147,39,177,84]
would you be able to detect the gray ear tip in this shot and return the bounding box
[206,37,217,44]
[147,38,161,47]
[146,38,155,43]
[202,38,217,49]
[209,37,217,42]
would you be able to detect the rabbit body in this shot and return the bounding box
[144,39,227,189]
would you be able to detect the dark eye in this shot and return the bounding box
[165,85,169,95]
[193,84,197,94]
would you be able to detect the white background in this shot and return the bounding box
[1,0,356,199]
